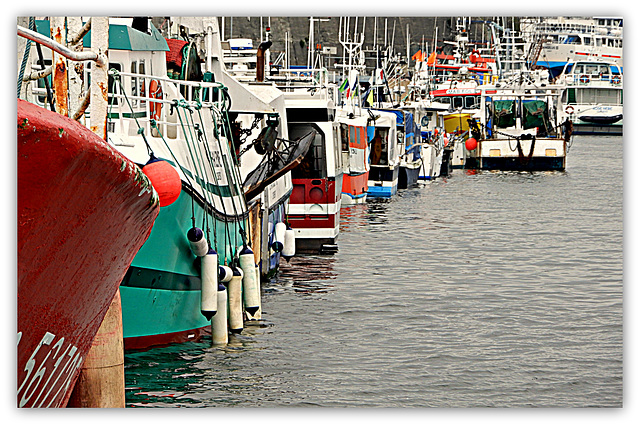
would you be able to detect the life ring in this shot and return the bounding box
[565,105,575,115]
[579,74,590,84]
[612,75,621,84]
[148,79,163,121]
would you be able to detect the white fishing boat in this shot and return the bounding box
[395,95,447,181]
[416,104,446,180]
[558,58,622,135]
[521,16,623,78]
[168,17,304,277]
[333,18,372,206]
[336,110,370,205]
[371,108,423,189]
[365,109,400,197]
[428,75,481,170]
[274,68,344,254]
[467,71,572,171]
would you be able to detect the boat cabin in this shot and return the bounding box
[479,85,565,139]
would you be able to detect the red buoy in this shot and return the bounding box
[142,156,181,207]
[465,138,478,151]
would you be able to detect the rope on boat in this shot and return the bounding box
[467,115,575,161]
[17,17,35,99]
[110,69,154,157]
[109,70,251,263]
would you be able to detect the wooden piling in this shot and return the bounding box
[67,289,125,408]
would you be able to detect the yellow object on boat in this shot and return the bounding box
[444,113,471,134]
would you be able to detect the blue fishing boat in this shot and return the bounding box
[375,109,423,189]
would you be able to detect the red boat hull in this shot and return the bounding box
[288,177,341,253]
[17,100,158,407]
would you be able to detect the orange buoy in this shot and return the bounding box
[465,138,478,151]
[142,156,181,207]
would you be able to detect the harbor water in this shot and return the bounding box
[124,135,622,408]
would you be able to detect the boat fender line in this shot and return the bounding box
[200,247,218,320]
[211,282,228,345]
[282,225,296,262]
[219,265,234,283]
[239,246,260,316]
[272,222,286,252]
[187,227,209,257]
[227,267,244,334]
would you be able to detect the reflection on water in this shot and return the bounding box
[125,136,622,408]
[267,255,337,295]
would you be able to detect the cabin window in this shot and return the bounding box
[576,88,621,105]
[453,96,464,109]
[464,96,478,109]
[369,128,389,166]
[334,124,342,172]
[289,123,326,179]
[340,124,349,152]
[130,61,139,106]
[585,64,600,76]
[493,100,516,128]
[139,60,146,107]
[522,100,550,130]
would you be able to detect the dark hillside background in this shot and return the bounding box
[152,16,521,72]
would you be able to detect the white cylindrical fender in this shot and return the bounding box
[239,246,260,316]
[218,265,233,283]
[282,226,296,261]
[248,265,262,320]
[227,267,244,334]
[187,227,208,257]
[211,283,228,345]
[272,222,286,252]
[200,248,218,320]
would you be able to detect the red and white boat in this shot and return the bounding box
[17,99,158,407]
[337,111,370,205]
[274,69,343,254]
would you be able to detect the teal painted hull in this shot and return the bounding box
[121,285,207,344]
[121,188,247,349]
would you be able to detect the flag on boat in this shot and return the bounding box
[412,50,424,61]
[426,51,436,66]
[339,78,349,93]
[366,87,374,105]
[350,79,358,98]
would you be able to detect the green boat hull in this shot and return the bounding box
[121,188,246,350]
